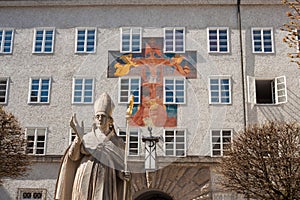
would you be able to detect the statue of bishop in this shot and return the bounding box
[55,92,130,200]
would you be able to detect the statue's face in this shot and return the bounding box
[95,112,108,132]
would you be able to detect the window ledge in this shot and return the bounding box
[29,155,63,163]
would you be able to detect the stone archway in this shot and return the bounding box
[130,164,211,200]
[134,190,173,200]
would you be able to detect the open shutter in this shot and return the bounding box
[275,76,287,104]
[247,76,256,104]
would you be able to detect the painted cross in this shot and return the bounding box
[108,37,197,127]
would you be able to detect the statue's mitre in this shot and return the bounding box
[94,92,115,117]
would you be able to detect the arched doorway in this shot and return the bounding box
[134,190,173,200]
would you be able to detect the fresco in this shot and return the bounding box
[108,38,197,127]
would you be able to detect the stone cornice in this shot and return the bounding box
[0,0,281,7]
[30,154,220,164]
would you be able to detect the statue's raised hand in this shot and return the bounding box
[70,113,85,139]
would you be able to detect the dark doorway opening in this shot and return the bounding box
[134,190,173,200]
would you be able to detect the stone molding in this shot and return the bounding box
[0,0,281,7]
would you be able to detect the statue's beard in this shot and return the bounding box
[97,123,110,135]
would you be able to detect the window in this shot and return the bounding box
[72,78,94,104]
[26,128,47,155]
[164,129,186,157]
[164,77,186,104]
[208,28,229,53]
[28,78,51,104]
[0,77,9,104]
[76,28,96,53]
[18,188,46,200]
[297,29,300,51]
[247,76,287,105]
[211,129,232,157]
[0,29,13,54]
[120,27,142,53]
[209,76,231,104]
[119,77,141,104]
[164,28,185,53]
[252,28,273,53]
[33,28,54,53]
[118,127,139,156]
[70,131,77,144]
[69,127,90,144]
[212,192,235,200]
[121,28,142,53]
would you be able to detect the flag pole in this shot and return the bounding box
[123,95,134,200]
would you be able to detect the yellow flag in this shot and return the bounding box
[126,95,134,117]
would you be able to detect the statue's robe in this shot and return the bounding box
[55,128,127,200]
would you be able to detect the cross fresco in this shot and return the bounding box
[108,37,197,127]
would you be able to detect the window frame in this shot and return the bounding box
[28,77,51,104]
[0,29,14,54]
[163,77,186,104]
[247,75,287,105]
[211,129,232,157]
[117,127,140,156]
[72,77,94,104]
[0,77,9,105]
[75,27,97,53]
[209,76,232,104]
[118,76,141,104]
[251,27,274,53]
[32,28,55,54]
[18,188,47,200]
[163,27,185,53]
[207,27,230,53]
[25,127,47,156]
[164,128,186,157]
[120,27,142,53]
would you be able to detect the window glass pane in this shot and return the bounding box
[221,79,229,84]
[84,97,92,102]
[221,98,230,103]
[85,79,93,84]
[213,150,221,156]
[212,130,220,136]
[210,85,219,90]
[74,97,81,102]
[75,85,82,90]
[210,79,218,84]
[74,91,82,97]
[36,149,44,154]
[75,79,83,84]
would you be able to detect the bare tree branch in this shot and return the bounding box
[282,0,300,68]
[219,121,300,200]
[0,106,31,185]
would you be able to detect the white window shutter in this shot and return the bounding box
[247,76,256,104]
[275,76,287,104]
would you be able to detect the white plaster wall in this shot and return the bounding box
[0,1,299,198]
[0,3,245,157]
[0,163,59,200]
[241,4,300,124]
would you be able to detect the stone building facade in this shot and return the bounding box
[0,0,299,199]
